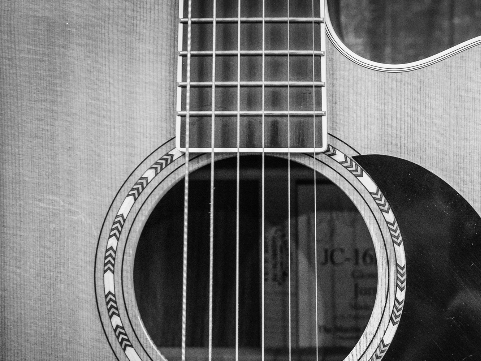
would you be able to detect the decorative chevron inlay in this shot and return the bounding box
[339,154,364,177]
[127,176,149,201]
[104,246,116,274]
[370,188,391,213]
[151,153,175,175]
[386,219,403,246]
[101,149,180,361]
[369,339,390,361]
[106,291,120,319]
[109,214,126,241]
[114,324,133,351]
[397,263,406,292]
[316,145,406,361]
[390,297,404,325]
[98,145,406,361]
[322,144,364,177]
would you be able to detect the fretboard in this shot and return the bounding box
[176,0,327,152]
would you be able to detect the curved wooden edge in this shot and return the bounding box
[325,4,481,73]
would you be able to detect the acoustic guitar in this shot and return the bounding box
[1,1,480,361]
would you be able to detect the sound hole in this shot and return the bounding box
[134,156,377,360]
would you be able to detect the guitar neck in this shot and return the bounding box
[176,0,327,152]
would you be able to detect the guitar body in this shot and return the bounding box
[1,1,480,360]
[327,34,481,216]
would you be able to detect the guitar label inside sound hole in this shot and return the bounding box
[133,156,377,361]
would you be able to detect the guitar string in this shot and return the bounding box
[236,0,241,359]
[181,0,193,359]
[209,0,217,360]
[287,1,292,361]
[261,0,266,359]
[312,1,319,360]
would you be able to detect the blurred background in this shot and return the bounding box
[327,0,481,63]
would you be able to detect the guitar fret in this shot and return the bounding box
[176,0,328,152]
[179,50,325,56]
[178,110,326,116]
[180,17,324,24]
[178,81,325,87]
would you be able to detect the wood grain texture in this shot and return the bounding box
[1,0,480,360]
[0,1,176,359]
[327,39,481,215]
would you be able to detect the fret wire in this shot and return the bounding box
[181,0,192,360]
[178,110,326,116]
[180,16,324,23]
[179,50,325,56]
[261,0,265,361]
[235,1,241,360]
[312,2,319,361]
[287,1,292,361]
[178,81,325,87]
[208,1,217,361]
